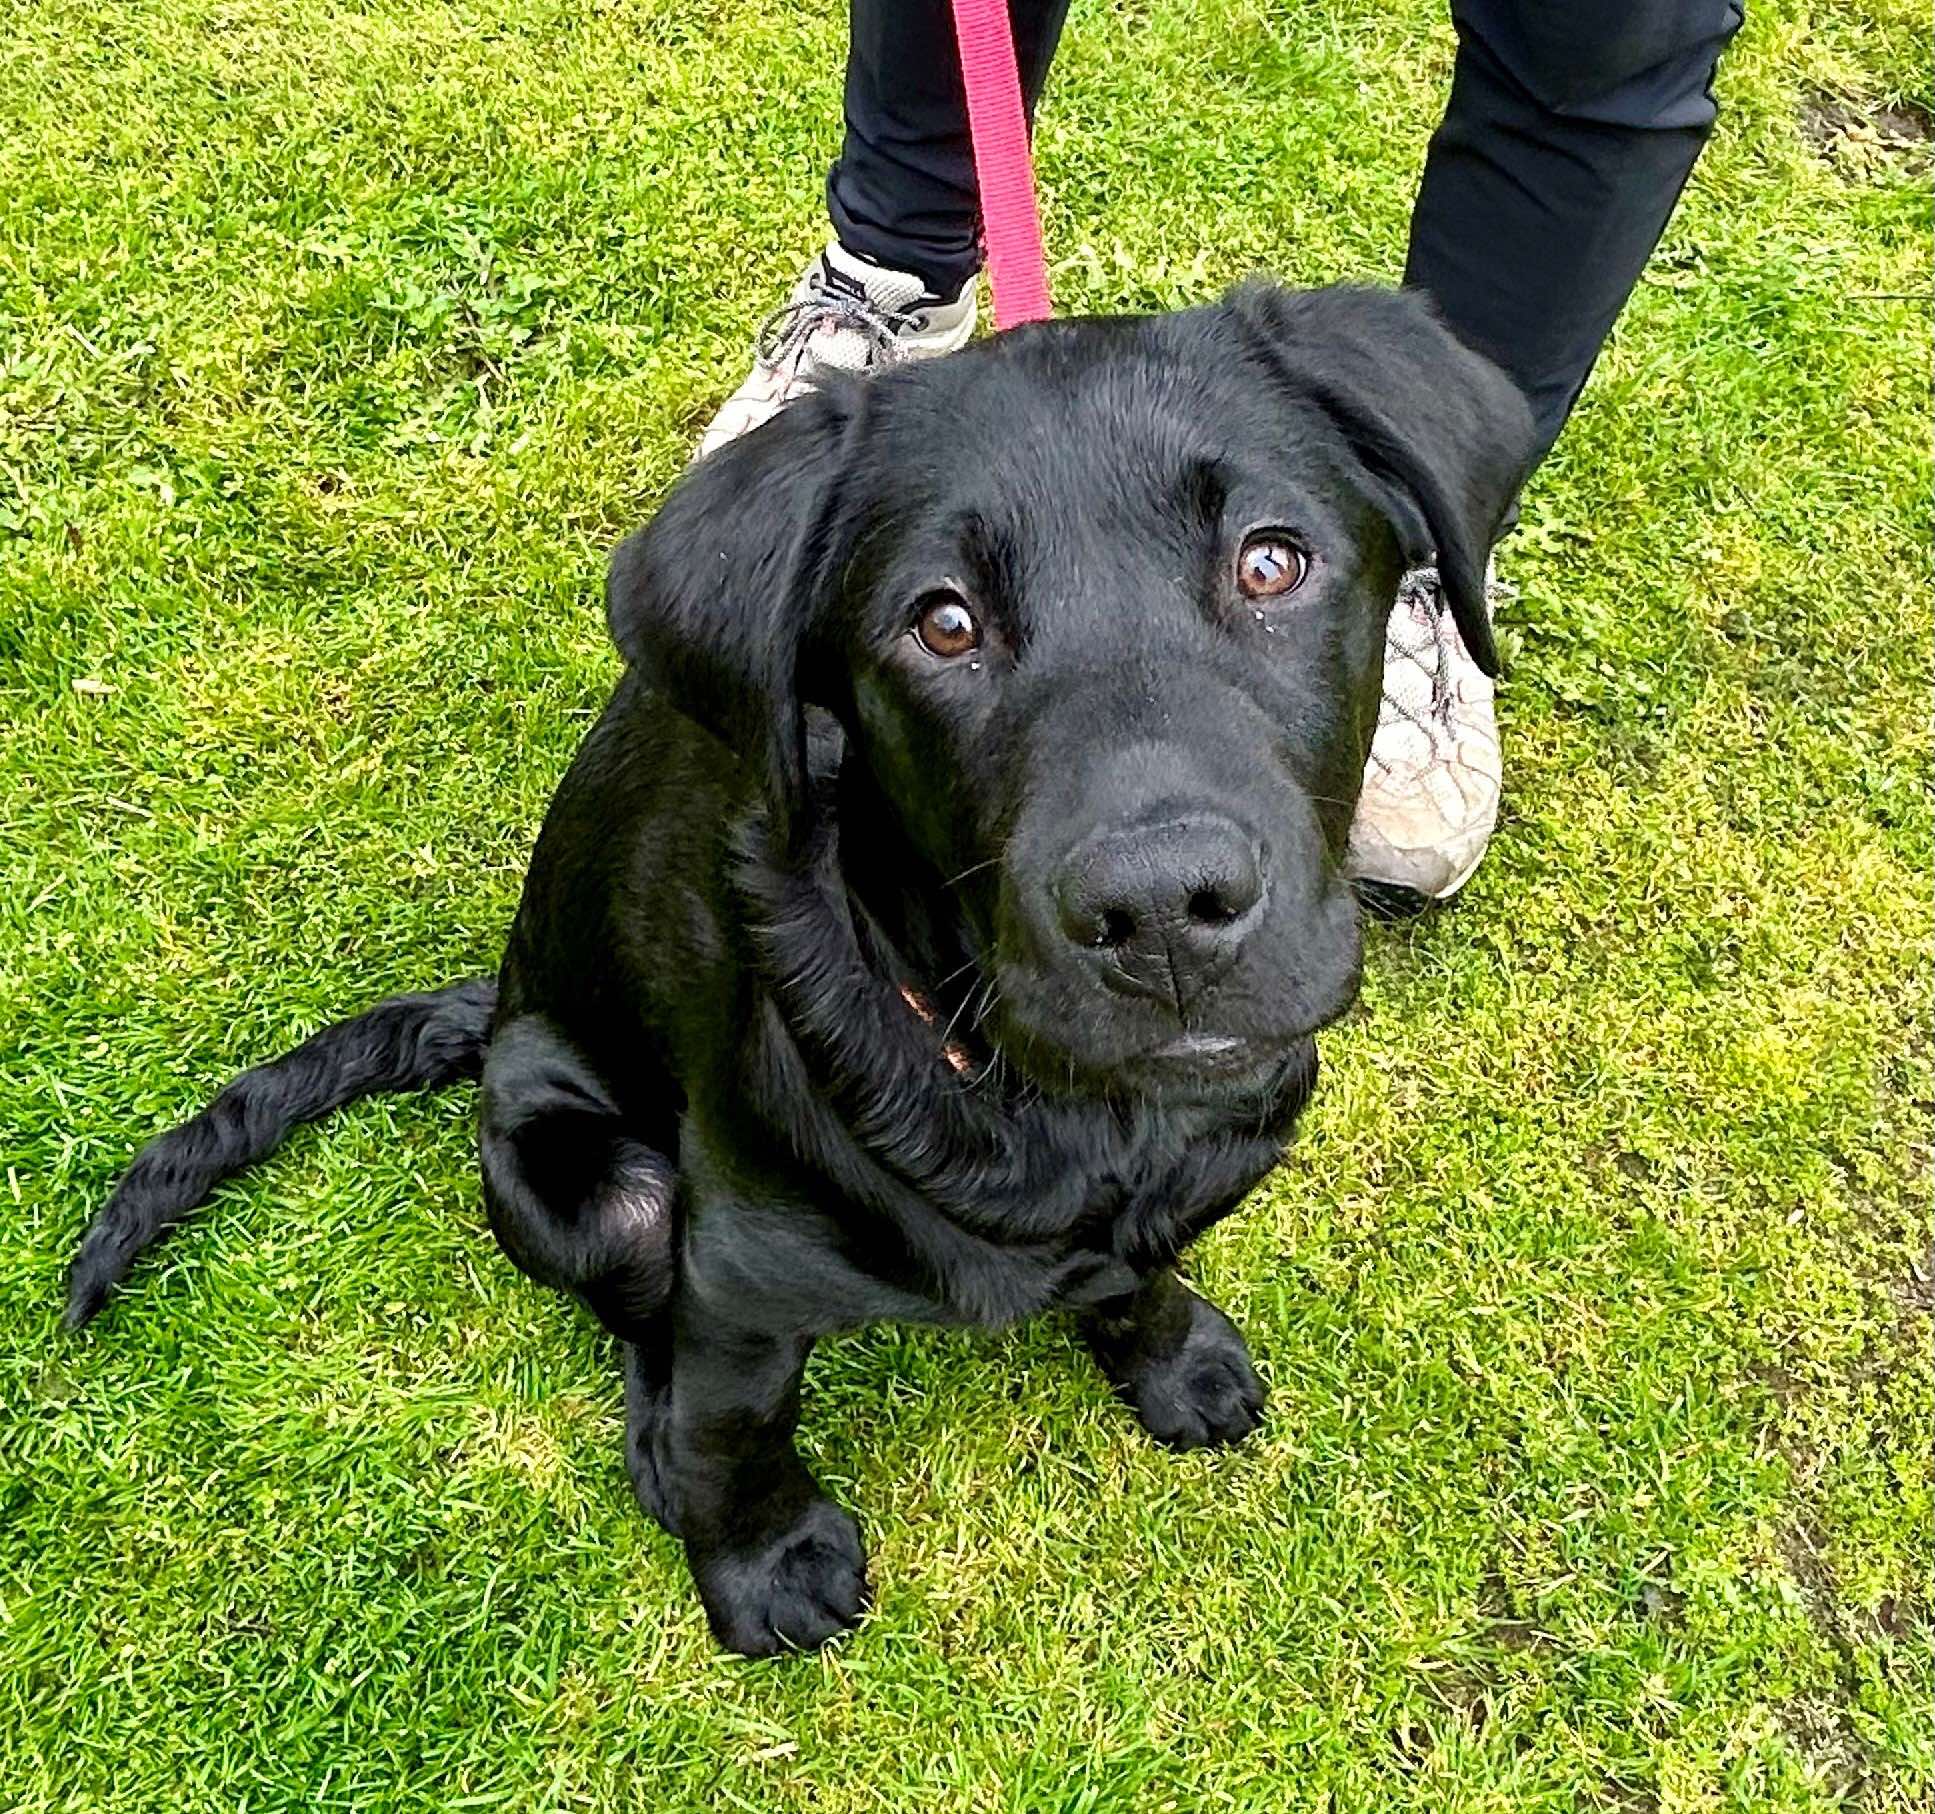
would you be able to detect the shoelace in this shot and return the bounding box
[1376,570,1455,739]
[754,285,922,375]
[1420,583,1456,720]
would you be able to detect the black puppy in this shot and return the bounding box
[67,284,1530,1657]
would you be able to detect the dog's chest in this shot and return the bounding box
[882,1104,1278,1328]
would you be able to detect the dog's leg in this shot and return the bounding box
[480,1015,678,1344]
[622,1325,678,1536]
[1077,1268,1267,1450]
[661,1290,868,1658]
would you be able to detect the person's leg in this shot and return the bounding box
[829,0,1073,297]
[1349,1,1744,911]
[1406,1,1745,465]
[699,1,1072,457]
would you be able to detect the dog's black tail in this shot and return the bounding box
[64,978,499,1330]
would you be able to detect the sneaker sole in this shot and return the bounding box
[1349,845,1489,919]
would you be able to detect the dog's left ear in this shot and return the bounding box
[605,388,862,850]
[1227,282,1535,677]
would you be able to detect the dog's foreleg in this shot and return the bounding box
[1077,1267,1267,1450]
[662,1287,868,1658]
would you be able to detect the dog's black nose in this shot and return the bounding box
[1053,816,1264,1006]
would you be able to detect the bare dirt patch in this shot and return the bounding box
[1800,88,1934,173]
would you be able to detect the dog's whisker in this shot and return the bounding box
[961,988,1007,1093]
[941,857,1000,890]
[937,995,976,1053]
[938,974,996,1053]
[928,954,983,993]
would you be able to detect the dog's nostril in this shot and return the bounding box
[1187,887,1239,927]
[1096,908,1137,949]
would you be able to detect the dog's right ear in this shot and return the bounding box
[606,389,860,850]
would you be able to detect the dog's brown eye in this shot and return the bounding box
[913,592,982,659]
[1236,535,1307,601]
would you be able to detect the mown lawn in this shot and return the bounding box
[1,2,1928,1808]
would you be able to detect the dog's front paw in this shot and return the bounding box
[690,1496,870,1658]
[1092,1287,1267,1450]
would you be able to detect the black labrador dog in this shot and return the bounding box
[67,284,1530,1657]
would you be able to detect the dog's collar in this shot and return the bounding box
[897,985,975,1076]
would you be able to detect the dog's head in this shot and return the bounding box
[609,284,1532,1103]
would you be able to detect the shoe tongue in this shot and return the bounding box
[817,243,930,315]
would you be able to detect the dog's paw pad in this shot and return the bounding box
[695,1498,870,1658]
[1113,1296,1268,1451]
[1136,1346,1267,1449]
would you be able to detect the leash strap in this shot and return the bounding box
[949,0,1053,328]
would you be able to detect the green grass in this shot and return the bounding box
[1,1,1928,1808]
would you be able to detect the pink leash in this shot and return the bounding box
[949,0,1054,329]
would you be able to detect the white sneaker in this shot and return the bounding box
[696,242,977,459]
[1345,563,1504,910]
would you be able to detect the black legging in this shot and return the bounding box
[827,1,1744,464]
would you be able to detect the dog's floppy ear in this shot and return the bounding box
[1227,282,1534,677]
[606,388,861,848]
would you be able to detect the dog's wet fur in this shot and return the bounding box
[67,284,1531,1656]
